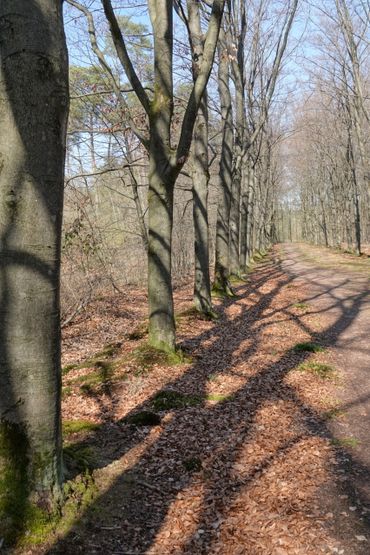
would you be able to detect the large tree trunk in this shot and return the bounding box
[229,0,246,277]
[192,94,213,316]
[187,0,213,317]
[214,40,234,297]
[0,0,68,542]
[147,153,176,351]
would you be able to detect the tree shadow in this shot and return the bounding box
[49,250,370,553]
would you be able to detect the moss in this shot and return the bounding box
[149,85,172,117]
[63,420,100,436]
[152,390,202,411]
[0,424,97,548]
[0,420,29,544]
[69,362,116,392]
[176,306,201,320]
[62,386,72,399]
[292,302,309,310]
[65,342,122,374]
[126,411,161,426]
[92,342,121,359]
[323,407,346,420]
[63,444,96,473]
[183,457,202,472]
[20,472,97,548]
[62,363,78,375]
[132,344,191,369]
[206,393,231,402]
[211,281,236,299]
[252,250,267,261]
[293,342,325,353]
[298,362,335,379]
[0,422,64,547]
[331,437,360,448]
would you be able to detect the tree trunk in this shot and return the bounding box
[192,95,213,315]
[187,0,213,317]
[240,163,251,270]
[0,0,68,542]
[214,40,234,297]
[147,154,176,351]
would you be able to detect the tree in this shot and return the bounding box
[101,0,225,351]
[214,0,298,295]
[177,0,216,317]
[0,0,68,541]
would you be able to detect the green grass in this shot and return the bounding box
[323,407,346,420]
[206,393,231,402]
[331,437,360,448]
[152,390,201,411]
[62,363,78,375]
[292,302,309,310]
[298,361,335,378]
[63,420,100,436]
[293,342,325,353]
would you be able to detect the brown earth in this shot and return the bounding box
[17,243,370,555]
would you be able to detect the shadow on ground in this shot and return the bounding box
[48,249,370,554]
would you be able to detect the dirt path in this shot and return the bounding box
[281,242,370,545]
[15,245,370,555]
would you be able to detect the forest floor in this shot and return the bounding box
[19,243,370,555]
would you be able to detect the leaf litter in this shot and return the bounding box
[26,247,370,554]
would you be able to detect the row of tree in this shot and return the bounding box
[1,0,367,544]
[281,0,369,252]
[64,0,299,351]
[2,0,293,538]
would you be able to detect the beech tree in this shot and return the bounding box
[0,0,69,541]
[214,0,298,295]
[101,0,225,351]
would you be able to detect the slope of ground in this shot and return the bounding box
[16,244,370,554]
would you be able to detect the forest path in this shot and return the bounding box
[281,242,370,509]
[23,244,370,555]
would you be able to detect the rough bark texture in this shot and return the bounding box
[0,0,68,540]
[214,39,234,297]
[147,159,176,351]
[229,0,246,277]
[102,0,225,351]
[188,0,213,316]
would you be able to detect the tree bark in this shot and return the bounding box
[102,0,225,351]
[214,37,235,297]
[0,0,68,541]
[147,156,176,351]
[187,0,213,316]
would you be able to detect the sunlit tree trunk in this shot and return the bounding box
[214,37,235,297]
[187,0,214,317]
[102,0,225,351]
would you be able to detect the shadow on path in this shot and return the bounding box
[49,247,370,554]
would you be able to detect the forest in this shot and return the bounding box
[0,0,369,553]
